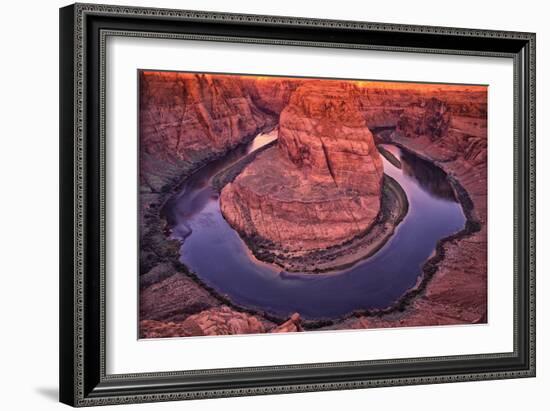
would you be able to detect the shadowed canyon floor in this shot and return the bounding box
[139,72,487,338]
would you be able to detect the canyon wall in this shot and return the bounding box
[388,87,488,328]
[139,71,301,193]
[327,83,489,329]
[360,84,487,235]
[139,72,300,274]
[139,73,488,337]
[220,81,384,253]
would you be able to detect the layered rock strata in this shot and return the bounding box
[138,72,307,338]
[140,306,269,338]
[324,84,488,329]
[139,71,301,193]
[139,72,300,274]
[140,307,304,338]
[139,73,488,337]
[220,81,384,257]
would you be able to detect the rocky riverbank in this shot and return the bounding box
[225,175,408,273]
[139,72,488,338]
[321,89,488,329]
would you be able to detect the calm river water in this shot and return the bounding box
[163,132,466,319]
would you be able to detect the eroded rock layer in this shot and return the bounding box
[220,81,384,253]
[139,71,301,193]
[138,72,488,338]
[324,83,489,329]
[139,72,300,274]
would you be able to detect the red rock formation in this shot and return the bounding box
[322,83,489,330]
[139,273,221,321]
[139,73,488,336]
[271,313,303,333]
[245,76,303,115]
[140,306,271,338]
[396,97,451,141]
[359,82,487,130]
[139,71,301,193]
[220,81,384,253]
[278,82,383,194]
[140,310,304,338]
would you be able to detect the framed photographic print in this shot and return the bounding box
[59,3,536,407]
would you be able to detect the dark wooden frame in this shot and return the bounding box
[60,3,536,407]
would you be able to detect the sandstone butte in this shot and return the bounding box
[138,71,489,337]
[220,81,384,253]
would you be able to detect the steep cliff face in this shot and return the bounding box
[360,84,486,129]
[139,71,301,193]
[141,72,266,192]
[363,85,488,224]
[358,82,487,235]
[278,82,384,194]
[245,77,303,115]
[220,81,384,253]
[396,97,451,141]
[322,84,489,330]
[139,73,488,336]
[139,72,300,275]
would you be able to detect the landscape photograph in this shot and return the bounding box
[138,70,488,338]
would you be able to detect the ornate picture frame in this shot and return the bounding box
[59,3,535,407]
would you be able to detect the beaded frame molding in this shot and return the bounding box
[59,3,536,407]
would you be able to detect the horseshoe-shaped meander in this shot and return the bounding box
[163,132,466,320]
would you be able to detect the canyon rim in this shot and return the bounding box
[138,70,488,339]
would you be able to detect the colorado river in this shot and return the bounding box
[163,131,466,320]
